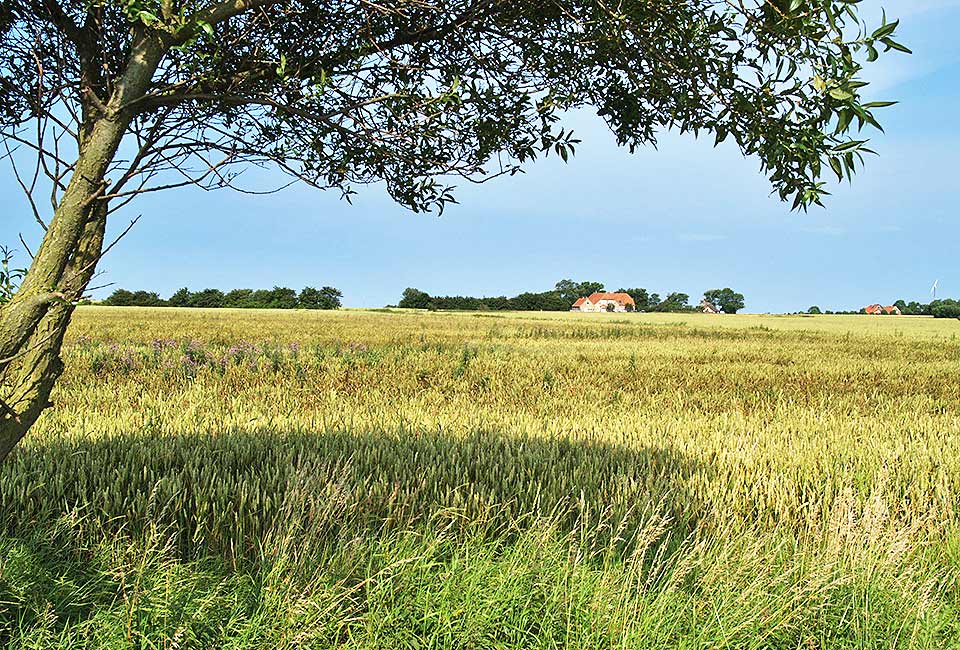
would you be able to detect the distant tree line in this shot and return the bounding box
[803,307,868,315]
[397,287,570,311]
[888,299,960,319]
[397,281,745,313]
[101,286,343,310]
[804,299,960,319]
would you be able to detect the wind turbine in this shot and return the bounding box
[931,279,939,300]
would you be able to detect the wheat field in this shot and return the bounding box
[1,307,958,648]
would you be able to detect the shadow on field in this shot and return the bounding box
[0,428,708,560]
[0,428,712,641]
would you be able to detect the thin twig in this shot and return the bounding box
[18,234,34,259]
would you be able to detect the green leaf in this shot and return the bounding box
[835,109,853,133]
[714,127,728,146]
[829,156,843,182]
[881,38,913,54]
[829,88,854,101]
[871,20,899,40]
[833,139,866,152]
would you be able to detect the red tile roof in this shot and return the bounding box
[572,297,587,307]
[585,292,636,306]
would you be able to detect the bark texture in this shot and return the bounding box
[0,32,166,461]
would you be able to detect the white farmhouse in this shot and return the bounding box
[571,292,637,313]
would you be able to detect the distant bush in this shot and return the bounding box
[101,286,342,310]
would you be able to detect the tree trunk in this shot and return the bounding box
[0,31,167,462]
[0,201,108,461]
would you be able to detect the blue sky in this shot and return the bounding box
[2,0,958,312]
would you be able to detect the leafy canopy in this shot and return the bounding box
[0,0,906,213]
[703,288,746,314]
[555,280,605,304]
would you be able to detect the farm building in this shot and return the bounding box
[571,292,636,313]
[701,299,721,314]
[864,304,902,315]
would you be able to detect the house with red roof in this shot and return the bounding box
[571,292,636,313]
[864,304,902,315]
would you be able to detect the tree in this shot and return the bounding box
[168,288,192,307]
[298,287,320,309]
[807,306,822,315]
[618,288,651,311]
[300,286,342,310]
[703,288,746,314]
[102,288,165,306]
[555,280,604,305]
[397,286,571,311]
[187,288,225,308]
[931,300,960,319]
[509,291,568,311]
[131,290,165,306]
[399,289,433,310]
[0,1,906,460]
[102,289,137,306]
[265,287,298,310]
[317,287,343,310]
[249,289,274,308]
[224,289,254,308]
[656,292,692,313]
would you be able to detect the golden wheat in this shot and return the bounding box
[2,306,958,646]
